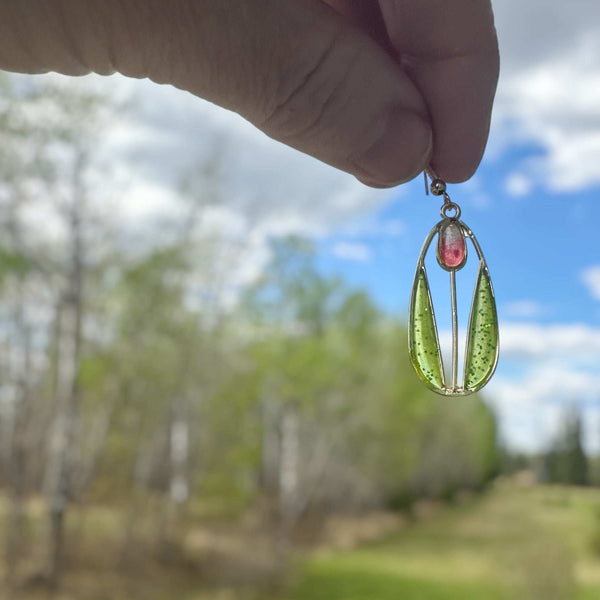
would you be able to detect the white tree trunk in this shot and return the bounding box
[279,405,300,525]
[169,409,189,505]
[260,399,280,493]
[44,148,86,584]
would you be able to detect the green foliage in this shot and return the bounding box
[0,245,32,280]
[237,237,500,510]
[545,409,589,486]
[0,74,503,592]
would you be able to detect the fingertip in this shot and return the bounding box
[432,163,476,185]
[352,110,432,188]
[431,139,486,183]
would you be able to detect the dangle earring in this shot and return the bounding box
[408,169,499,396]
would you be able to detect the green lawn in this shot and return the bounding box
[6,483,600,600]
[286,482,600,600]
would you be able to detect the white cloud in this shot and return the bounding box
[498,322,600,360]
[435,320,600,452]
[502,300,548,319]
[581,266,600,301]
[492,2,600,192]
[489,366,600,409]
[338,217,405,239]
[486,365,600,453]
[98,75,393,289]
[332,242,372,263]
[504,173,533,198]
[471,1,600,453]
[437,308,600,452]
[480,320,600,452]
[15,72,395,296]
[103,74,387,233]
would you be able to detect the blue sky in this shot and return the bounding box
[318,151,599,327]
[315,148,600,453]
[307,0,600,453]
[24,1,600,454]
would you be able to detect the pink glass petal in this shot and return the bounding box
[438,222,466,269]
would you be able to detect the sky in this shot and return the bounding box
[12,0,600,454]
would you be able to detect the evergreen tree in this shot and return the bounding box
[545,408,589,486]
[561,410,589,486]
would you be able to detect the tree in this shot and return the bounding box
[243,237,500,532]
[0,72,503,593]
[544,408,588,486]
[0,74,122,584]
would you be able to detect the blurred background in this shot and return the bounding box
[0,1,599,599]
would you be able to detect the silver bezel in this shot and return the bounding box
[408,219,499,397]
[436,218,468,272]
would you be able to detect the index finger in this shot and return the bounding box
[378,0,500,182]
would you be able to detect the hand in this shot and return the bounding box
[0,0,499,188]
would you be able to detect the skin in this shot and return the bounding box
[0,0,499,188]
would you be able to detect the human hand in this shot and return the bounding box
[0,0,499,188]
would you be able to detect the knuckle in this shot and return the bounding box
[259,24,360,142]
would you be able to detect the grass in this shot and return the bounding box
[285,482,600,600]
[5,482,600,600]
[288,560,503,600]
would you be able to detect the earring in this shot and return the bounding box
[408,168,499,396]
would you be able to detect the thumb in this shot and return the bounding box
[0,0,432,187]
[151,0,433,187]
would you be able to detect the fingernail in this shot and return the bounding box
[354,109,432,187]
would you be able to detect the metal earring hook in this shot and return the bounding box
[424,167,447,197]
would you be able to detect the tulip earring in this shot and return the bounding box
[408,169,499,396]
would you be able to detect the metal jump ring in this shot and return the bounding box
[441,202,461,220]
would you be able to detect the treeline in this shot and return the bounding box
[502,409,599,486]
[0,75,500,587]
[544,411,589,486]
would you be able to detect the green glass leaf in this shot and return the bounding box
[409,265,445,390]
[464,266,499,391]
